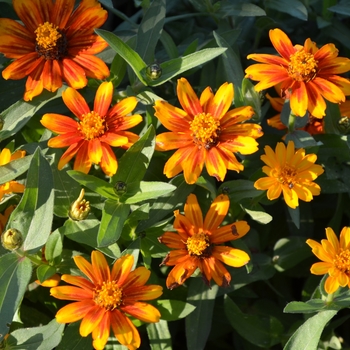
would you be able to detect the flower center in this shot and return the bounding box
[94,281,123,311]
[288,50,318,82]
[78,111,106,140]
[186,232,210,257]
[334,249,350,274]
[276,165,297,189]
[35,22,67,60]
[190,113,221,150]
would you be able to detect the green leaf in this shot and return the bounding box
[283,310,338,350]
[45,229,63,265]
[55,321,93,350]
[0,154,32,184]
[160,30,179,59]
[265,0,308,21]
[219,179,262,202]
[156,299,196,321]
[36,264,56,284]
[5,319,64,350]
[97,200,130,247]
[112,125,155,185]
[213,31,244,87]
[224,296,283,347]
[7,148,54,253]
[135,0,166,63]
[284,300,339,314]
[95,29,148,85]
[327,2,350,16]
[67,171,116,200]
[185,278,219,350]
[146,320,172,350]
[244,207,273,224]
[0,86,67,142]
[219,2,266,17]
[0,254,32,341]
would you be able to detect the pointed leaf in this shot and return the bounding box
[0,154,32,184]
[146,320,172,350]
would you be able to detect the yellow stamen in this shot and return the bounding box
[186,232,210,256]
[190,113,220,149]
[273,165,297,189]
[288,50,318,82]
[78,111,106,140]
[334,249,350,274]
[94,281,123,311]
[35,22,62,50]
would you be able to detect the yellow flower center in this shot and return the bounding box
[276,165,297,189]
[186,232,210,257]
[190,113,221,150]
[78,111,106,140]
[334,249,350,274]
[35,22,67,60]
[94,281,123,311]
[288,50,318,82]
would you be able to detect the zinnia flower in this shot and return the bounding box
[245,28,350,119]
[154,77,263,184]
[306,227,350,294]
[158,193,251,289]
[254,141,324,209]
[50,251,163,350]
[40,81,142,176]
[0,0,109,101]
[0,148,26,201]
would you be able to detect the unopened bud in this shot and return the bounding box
[1,228,23,250]
[146,63,162,80]
[114,181,127,195]
[69,189,90,221]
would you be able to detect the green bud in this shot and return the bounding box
[1,228,23,251]
[146,63,162,80]
[114,181,127,195]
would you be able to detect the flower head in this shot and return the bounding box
[69,188,90,221]
[0,148,26,202]
[0,0,109,101]
[245,28,350,119]
[41,82,142,176]
[154,77,263,184]
[158,193,250,289]
[254,141,324,209]
[307,227,350,294]
[50,251,163,350]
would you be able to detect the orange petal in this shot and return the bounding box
[107,97,138,119]
[121,302,161,323]
[212,246,250,267]
[50,285,93,300]
[88,138,103,164]
[73,142,92,174]
[99,144,118,176]
[203,194,229,232]
[184,194,203,230]
[23,61,46,101]
[177,77,202,116]
[163,146,194,179]
[50,0,74,28]
[110,309,141,350]
[13,0,45,33]
[324,275,340,294]
[42,59,63,93]
[155,132,193,151]
[62,87,90,119]
[61,274,95,290]
[92,251,111,285]
[269,28,296,60]
[94,82,113,117]
[211,221,250,244]
[313,77,345,103]
[122,266,151,290]
[69,34,109,55]
[110,254,134,286]
[289,81,308,117]
[202,256,231,287]
[0,34,34,59]
[182,146,206,184]
[166,258,198,289]
[123,284,163,302]
[207,82,233,120]
[57,142,82,169]
[99,132,128,147]
[340,227,350,249]
[74,254,99,285]
[247,53,288,66]
[41,113,78,134]
[80,306,106,337]
[310,262,331,275]
[61,58,88,89]
[108,115,143,131]
[173,212,195,237]
[158,232,186,249]
[92,311,110,350]
[55,300,96,323]
[73,54,110,80]
[205,146,228,182]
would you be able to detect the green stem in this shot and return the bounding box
[15,250,45,266]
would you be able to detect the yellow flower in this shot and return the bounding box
[245,28,350,118]
[159,193,251,289]
[306,227,350,294]
[254,141,324,209]
[50,251,162,350]
[154,77,263,184]
[0,148,26,202]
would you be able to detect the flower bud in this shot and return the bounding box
[0,116,4,131]
[114,181,127,195]
[69,189,90,221]
[146,63,162,80]
[338,116,350,134]
[1,228,23,250]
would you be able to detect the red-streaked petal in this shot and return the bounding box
[184,194,203,229]
[92,311,110,350]
[72,54,110,80]
[122,285,162,302]
[50,0,75,28]
[177,77,202,116]
[99,144,118,176]
[163,146,194,179]
[74,254,99,285]
[108,115,143,131]
[68,34,109,55]
[202,256,231,287]
[42,59,63,92]
[50,285,93,300]
[110,309,141,350]
[2,53,42,80]
[207,82,234,120]
[94,81,113,117]
[57,142,83,169]
[155,132,193,151]
[314,77,345,103]
[158,232,186,249]
[92,250,111,285]
[247,53,288,66]
[269,28,296,60]
[88,138,103,164]
[200,86,214,110]
[41,113,79,134]
[289,81,308,117]
[0,18,33,45]
[173,211,195,236]
[74,142,92,174]
[205,147,228,182]
[61,274,95,290]
[122,266,151,290]
[203,194,229,232]
[212,246,250,267]
[121,302,161,323]
[62,87,90,119]
[107,97,138,119]
[0,34,34,59]
[13,0,45,33]
[23,61,46,101]
[55,300,96,323]
[111,254,134,285]
[79,306,106,337]
[182,145,206,184]
[61,58,88,89]
[166,257,198,289]
[99,132,128,147]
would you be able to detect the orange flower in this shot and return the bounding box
[41,82,142,176]
[254,141,324,209]
[154,78,263,184]
[0,0,109,101]
[158,193,250,289]
[245,28,350,119]
[50,251,162,350]
[306,227,350,294]
[0,148,26,202]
